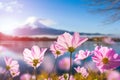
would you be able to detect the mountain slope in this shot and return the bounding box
[14,26,70,35]
[13,18,70,35]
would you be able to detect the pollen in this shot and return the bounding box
[63,74,68,80]
[56,50,61,55]
[6,66,10,70]
[33,59,39,67]
[102,58,109,64]
[68,47,75,53]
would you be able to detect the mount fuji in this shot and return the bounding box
[13,18,70,36]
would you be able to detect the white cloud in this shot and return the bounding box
[0,2,3,9]
[0,0,23,13]
[5,6,13,12]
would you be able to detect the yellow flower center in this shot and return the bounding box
[12,72,15,76]
[6,66,10,70]
[56,50,61,55]
[33,59,39,67]
[68,47,75,53]
[102,58,109,64]
[63,74,68,80]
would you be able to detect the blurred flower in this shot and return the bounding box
[58,57,71,70]
[107,70,120,80]
[74,66,89,78]
[84,61,99,72]
[0,46,3,52]
[42,55,54,73]
[37,72,48,80]
[20,73,31,80]
[23,45,47,68]
[50,41,65,58]
[73,60,81,65]
[4,57,20,77]
[10,69,20,78]
[102,37,115,45]
[59,73,75,80]
[74,50,91,61]
[57,32,88,53]
[92,46,120,72]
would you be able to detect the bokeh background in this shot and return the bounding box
[0,0,120,79]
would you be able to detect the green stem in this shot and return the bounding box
[8,72,13,80]
[34,67,37,80]
[52,56,58,73]
[68,52,72,80]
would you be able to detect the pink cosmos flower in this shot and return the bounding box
[20,73,31,80]
[59,57,71,70]
[23,45,47,68]
[74,50,91,61]
[57,32,88,53]
[50,41,65,58]
[107,70,120,80]
[59,74,75,80]
[102,37,115,45]
[10,69,20,78]
[4,57,20,77]
[74,66,89,78]
[92,46,120,72]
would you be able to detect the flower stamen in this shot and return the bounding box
[33,59,39,67]
[56,50,61,55]
[64,74,68,80]
[6,66,10,70]
[68,47,75,53]
[102,58,109,64]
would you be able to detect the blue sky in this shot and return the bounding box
[0,0,120,34]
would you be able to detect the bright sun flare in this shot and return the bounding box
[0,19,19,35]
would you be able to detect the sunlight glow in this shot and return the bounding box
[0,19,19,35]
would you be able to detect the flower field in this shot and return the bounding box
[0,32,120,80]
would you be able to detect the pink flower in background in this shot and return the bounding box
[57,32,88,53]
[20,73,31,80]
[0,46,3,52]
[59,57,71,70]
[107,70,120,80]
[74,50,91,61]
[10,69,20,78]
[74,66,89,78]
[92,46,120,72]
[23,45,47,68]
[50,41,65,58]
[4,57,20,77]
[59,74,75,80]
[102,37,115,45]
[42,55,54,73]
